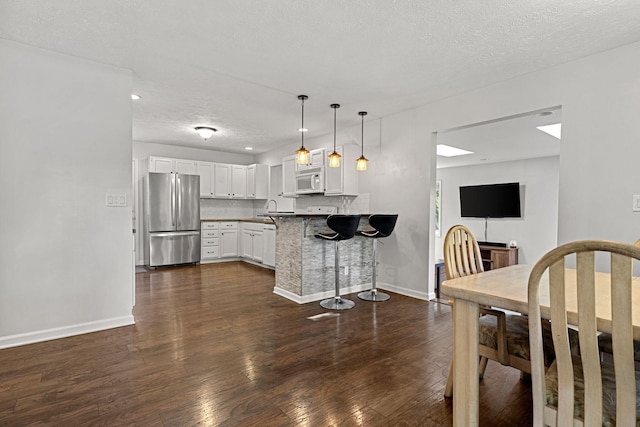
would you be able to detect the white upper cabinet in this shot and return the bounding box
[149,156,269,200]
[231,165,247,198]
[214,163,232,197]
[215,164,246,198]
[196,161,214,198]
[149,156,197,174]
[295,148,325,171]
[149,156,173,173]
[246,164,269,199]
[282,155,297,197]
[324,145,359,196]
[175,159,197,174]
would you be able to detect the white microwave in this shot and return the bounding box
[295,170,324,194]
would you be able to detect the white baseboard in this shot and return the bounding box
[0,315,135,349]
[240,259,275,270]
[376,282,434,301]
[274,282,379,304]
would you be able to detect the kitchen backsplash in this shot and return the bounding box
[200,199,257,218]
[200,193,371,218]
[295,193,370,214]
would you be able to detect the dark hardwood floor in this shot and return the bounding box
[0,262,533,426]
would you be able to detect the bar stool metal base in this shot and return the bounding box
[358,290,390,302]
[320,297,356,310]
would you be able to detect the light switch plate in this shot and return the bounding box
[633,195,640,212]
[106,193,128,207]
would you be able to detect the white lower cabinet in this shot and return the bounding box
[241,223,264,262]
[201,220,274,268]
[262,224,276,267]
[219,222,239,257]
[201,221,220,262]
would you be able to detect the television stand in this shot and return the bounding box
[478,244,518,271]
[477,241,508,248]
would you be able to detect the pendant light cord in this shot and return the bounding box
[332,104,338,153]
[361,114,365,156]
[301,98,305,146]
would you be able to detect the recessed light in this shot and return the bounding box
[536,123,561,139]
[298,128,308,132]
[436,144,474,157]
[131,94,141,100]
[245,147,253,151]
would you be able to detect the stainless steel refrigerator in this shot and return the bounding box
[147,172,201,267]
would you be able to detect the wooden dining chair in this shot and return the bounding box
[598,238,640,365]
[528,240,640,426]
[443,225,556,397]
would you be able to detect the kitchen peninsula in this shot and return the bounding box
[260,212,373,303]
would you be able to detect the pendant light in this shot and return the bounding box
[295,95,310,164]
[328,104,341,167]
[356,111,369,171]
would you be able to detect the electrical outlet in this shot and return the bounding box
[634,195,640,212]
[344,266,349,275]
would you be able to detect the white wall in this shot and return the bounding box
[0,39,134,347]
[259,40,640,299]
[360,40,640,297]
[435,157,560,265]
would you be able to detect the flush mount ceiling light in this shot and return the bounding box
[244,147,253,151]
[131,94,141,100]
[328,104,341,168]
[536,122,562,139]
[436,144,474,157]
[356,111,369,171]
[295,95,310,164]
[194,126,217,140]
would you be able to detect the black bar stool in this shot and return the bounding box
[357,214,398,302]
[315,214,361,310]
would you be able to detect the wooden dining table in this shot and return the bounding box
[441,263,640,427]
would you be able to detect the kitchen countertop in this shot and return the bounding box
[200,217,275,224]
[257,212,370,218]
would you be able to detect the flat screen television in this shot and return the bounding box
[459,182,521,218]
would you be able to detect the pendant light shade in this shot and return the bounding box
[328,103,341,168]
[296,95,310,164]
[356,111,368,171]
[194,126,217,140]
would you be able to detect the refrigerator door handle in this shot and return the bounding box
[171,173,176,227]
[151,231,200,238]
[177,174,181,228]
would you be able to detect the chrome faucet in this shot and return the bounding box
[265,199,278,212]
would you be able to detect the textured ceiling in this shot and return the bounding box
[2,0,640,154]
